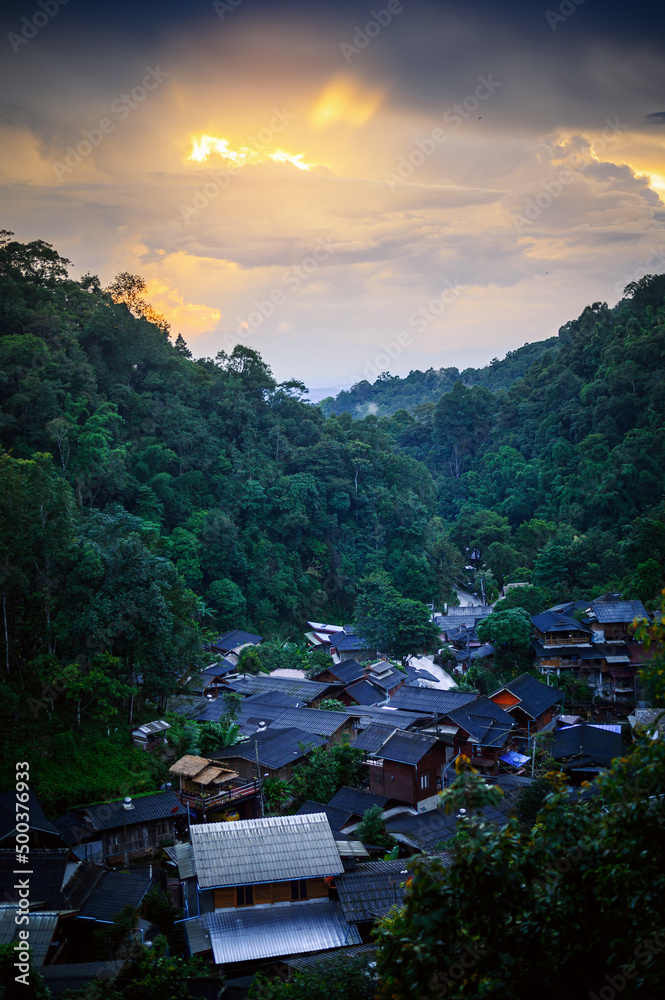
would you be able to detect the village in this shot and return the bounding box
[1,590,661,997]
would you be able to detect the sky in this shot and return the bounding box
[1,0,664,390]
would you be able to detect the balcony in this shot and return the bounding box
[179,779,260,812]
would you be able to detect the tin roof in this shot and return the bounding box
[0,906,59,965]
[336,859,410,921]
[190,814,343,888]
[490,673,563,720]
[388,688,477,715]
[590,599,647,623]
[200,899,361,965]
[0,848,70,910]
[77,870,153,922]
[212,728,327,770]
[374,730,439,765]
[79,791,186,831]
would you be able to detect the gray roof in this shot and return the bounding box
[0,848,70,910]
[296,801,354,833]
[77,791,186,832]
[41,961,125,997]
[243,690,302,708]
[351,723,398,754]
[336,859,410,922]
[212,728,326,770]
[190,814,343,888]
[225,674,339,704]
[590,599,647,624]
[173,842,196,880]
[374,730,439,765]
[0,906,59,965]
[212,630,263,652]
[199,701,349,738]
[199,898,361,965]
[345,679,386,706]
[327,786,389,815]
[551,722,622,768]
[330,632,368,652]
[367,667,405,691]
[388,688,477,715]
[344,706,428,730]
[285,943,376,974]
[532,611,591,634]
[184,917,213,955]
[490,673,563,720]
[326,659,365,685]
[77,870,153,922]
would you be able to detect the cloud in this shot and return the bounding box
[643,112,665,126]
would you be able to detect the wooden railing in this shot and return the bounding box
[179,780,260,811]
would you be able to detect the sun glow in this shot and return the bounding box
[188,135,314,170]
[310,74,385,129]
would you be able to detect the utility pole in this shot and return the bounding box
[255,740,264,818]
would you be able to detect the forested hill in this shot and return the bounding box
[1,232,664,798]
[319,337,560,418]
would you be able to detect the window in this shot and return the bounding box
[236,884,254,907]
[290,879,308,901]
[420,773,430,790]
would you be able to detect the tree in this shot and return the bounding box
[374,741,665,998]
[290,741,365,806]
[476,607,532,673]
[353,572,439,664]
[355,804,395,849]
[237,646,263,674]
[249,953,376,1000]
[319,698,345,712]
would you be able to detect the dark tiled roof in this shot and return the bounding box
[345,680,386,706]
[78,791,186,832]
[202,658,238,677]
[446,697,515,746]
[0,848,69,910]
[62,860,104,909]
[388,688,478,715]
[367,667,405,691]
[336,859,410,921]
[532,639,593,658]
[0,907,59,965]
[331,632,368,652]
[491,673,563,719]
[551,722,622,768]
[327,787,389,815]
[343,706,427,730]
[296,801,354,832]
[41,961,125,997]
[375,731,439,765]
[350,724,397,754]
[590,600,647,623]
[532,611,591,634]
[285,943,377,974]
[405,667,440,686]
[0,790,62,842]
[211,728,326,770]
[211,630,263,652]
[77,870,153,922]
[243,690,302,708]
[204,703,350,738]
[224,674,339,704]
[386,810,457,850]
[328,659,365,684]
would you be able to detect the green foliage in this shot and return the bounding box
[476,607,532,673]
[88,941,209,1000]
[353,572,439,664]
[355,804,395,849]
[319,698,345,712]
[250,954,376,1000]
[263,777,292,814]
[237,646,263,675]
[374,741,665,997]
[0,941,50,1000]
[291,740,365,806]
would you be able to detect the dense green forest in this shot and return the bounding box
[319,335,560,418]
[1,230,664,804]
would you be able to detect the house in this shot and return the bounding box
[210,630,263,657]
[0,789,64,848]
[575,642,637,701]
[586,597,648,641]
[454,643,495,673]
[365,661,406,698]
[193,660,240,697]
[489,673,564,736]
[343,679,388,707]
[210,728,327,783]
[169,755,259,821]
[439,697,516,778]
[54,791,187,863]
[328,630,372,663]
[222,673,343,708]
[198,699,355,745]
[131,718,170,750]
[531,610,595,678]
[550,721,622,780]
[362,730,449,812]
[344,704,433,734]
[314,658,365,686]
[181,814,361,967]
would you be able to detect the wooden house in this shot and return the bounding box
[363,730,449,813]
[169,755,259,821]
[489,673,563,736]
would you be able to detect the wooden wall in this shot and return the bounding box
[213,877,330,909]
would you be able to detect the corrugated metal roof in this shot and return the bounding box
[212,728,327,770]
[201,899,361,964]
[62,860,104,910]
[184,916,213,954]
[334,840,370,858]
[343,706,430,730]
[590,600,647,623]
[285,942,376,973]
[345,680,386,706]
[296,801,352,832]
[351,724,396,754]
[224,674,337,704]
[336,859,410,921]
[375,731,438,765]
[200,702,349,738]
[0,848,69,910]
[0,907,59,965]
[191,814,343,888]
[174,842,196,880]
[132,719,170,737]
[327,787,389,814]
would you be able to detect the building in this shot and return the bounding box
[586,597,648,641]
[489,673,564,736]
[550,721,622,781]
[131,719,170,750]
[363,730,449,812]
[210,728,327,783]
[180,814,360,968]
[169,755,260,821]
[210,630,263,657]
[0,790,64,848]
[439,697,516,779]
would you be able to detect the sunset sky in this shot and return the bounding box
[1,0,664,389]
